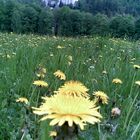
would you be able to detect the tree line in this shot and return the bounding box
[75,0,140,17]
[1,0,140,39]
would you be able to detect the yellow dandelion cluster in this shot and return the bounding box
[54,70,66,80]
[112,78,122,84]
[32,93,102,130]
[55,80,89,97]
[33,80,48,87]
[94,91,109,104]
[16,97,29,104]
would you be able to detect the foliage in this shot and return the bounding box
[0,0,140,38]
[76,0,140,17]
[110,15,135,38]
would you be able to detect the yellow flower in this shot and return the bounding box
[16,97,29,104]
[36,68,46,78]
[68,55,73,61]
[32,94,102,130]
[93,91,109,104]
[131,58,136,61]
[50,53,54,57]
[57,45,65,49]
[112,78,122,84]
[133,65,140,69]
[102,70,107,74]
[54,70,66,80]
[55,80,89,97]
[6,54,11,58]
[49,131,57,137]
[36,73,45,78]
[41,68,46,74]
[68,61,71,65]
[135,81,140,86]
[33,80,48,87]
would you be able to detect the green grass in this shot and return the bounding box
[0,33,140,140]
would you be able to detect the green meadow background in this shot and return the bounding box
[0,33,140,140]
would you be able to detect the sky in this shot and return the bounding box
[43,0,78,5]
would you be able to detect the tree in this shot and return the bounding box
[92,13,109,36]
[81,12,94,35]
[110,15,135,37]
[21,6,38,33]
[69,10,83,36]
[11,9,22,33]
[54,7,72,36]
[135,18,140,39]
[1,0,17,31]
[38,8,54,35]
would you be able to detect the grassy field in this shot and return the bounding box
[0,32,140,140]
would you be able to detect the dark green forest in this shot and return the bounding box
[1,0,140,38]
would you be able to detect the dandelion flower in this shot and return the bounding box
[131,58,136,61]
[57,45,65,49]
[16,97,29,104]
[36,68,46,78]
[54,70,66,80]
[32,94,102,130]
[68,55,73,61]
[36,73,45,78]
[33,80,48,87]
[6,54,11,59]
[111,107,121,117]
[49,131,57,137]
[55,80,89,97]
[94,91,109,104]
[102,70,107,74]
[135,81,140,86]
[133,65,140,69]
[112,78,122,84]
[50,53,54,57]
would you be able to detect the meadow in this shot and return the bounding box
[0,32,140,140]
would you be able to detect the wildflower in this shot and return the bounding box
[32,94,102,130]
[135,81,140,86]
[6,54,11,58]
[133,65,140,69]
[53,36,57,39]
[99,55,102,58]
[33,80,48,87]
[68,55,72,61]
[131,58,136,61]
[50,53,54,57]
[57,45,65,49]
[102,70,107,74]
[54,70,66,80]
[112,78,122,84]
[68,61,71,65]
[16,97,29,104]
[111,107,121,117]
[49,131,57,137]
[55,80,89,97]
[36,68,46,78]
[94,91,109,104]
